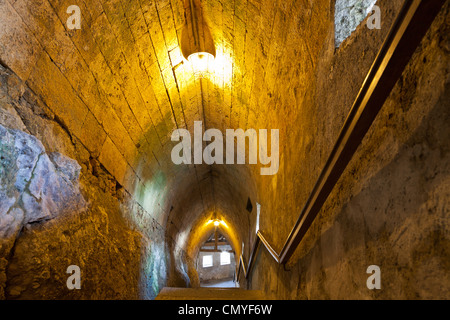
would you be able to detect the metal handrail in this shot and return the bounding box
[235,231,280,281]
[236,0,445,281]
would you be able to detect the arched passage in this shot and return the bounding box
[0,0,448,300]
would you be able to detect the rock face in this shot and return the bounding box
[0,124,87,298]
[0,124,86,232]
[0,123,154,300]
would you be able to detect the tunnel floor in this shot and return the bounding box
[201,279,238,288]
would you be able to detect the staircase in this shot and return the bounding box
[155,287,266,300]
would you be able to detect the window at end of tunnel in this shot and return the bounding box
[202,255,213,268]
[220,252,231,266]
[335,0,378,47]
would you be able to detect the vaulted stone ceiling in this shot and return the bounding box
[0,0,331,257]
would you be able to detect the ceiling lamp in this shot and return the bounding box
[207,219,224,227]
[181,0,216,78]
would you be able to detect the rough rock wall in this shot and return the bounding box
[0,65,193,299]
[0,124,86,298]
[248,0,449,299]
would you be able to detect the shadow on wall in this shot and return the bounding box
[123,148,203,296]
[166,233,199,289]
[122,171,194,298]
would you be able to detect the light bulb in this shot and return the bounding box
[188,52,214,78]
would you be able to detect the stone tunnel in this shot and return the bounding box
[0,0,448,300]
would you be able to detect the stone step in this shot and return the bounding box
[155,287,267,300]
